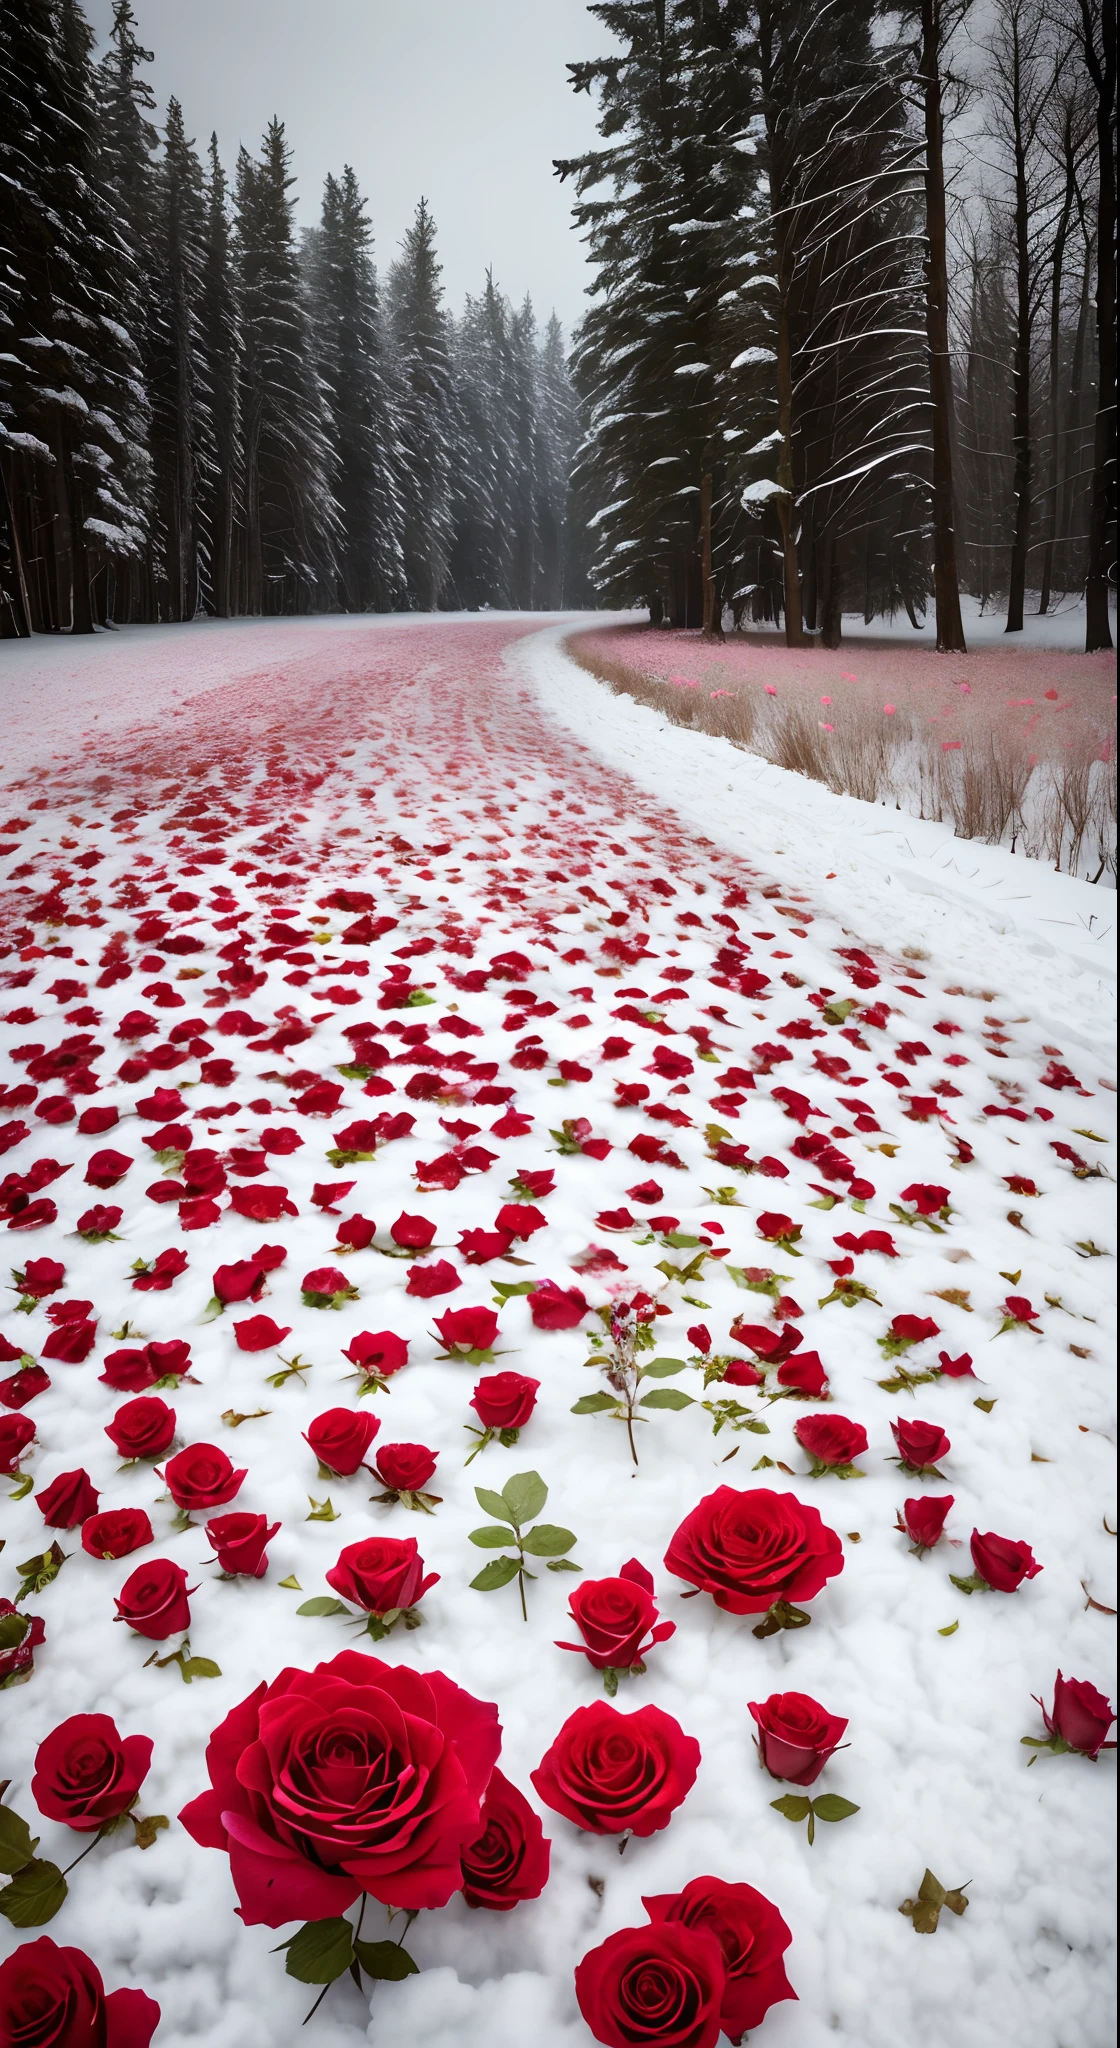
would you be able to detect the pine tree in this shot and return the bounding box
[148,98,211,620]
[536,313,579,607]
[388,198,459,609]
[198,136,242,616]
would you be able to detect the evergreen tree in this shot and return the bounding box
[388,199,459,609]
[198,136,242,617]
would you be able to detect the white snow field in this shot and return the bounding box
[0,612,1114,2048]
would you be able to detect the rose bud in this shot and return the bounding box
[0,1599,45,1683]
[325,1534,439,1618]
[1035,1672,1116,1760]
[748,1691,848,1786]
[0,1411,36,1473]
[531,1701,700,1838]
[32,1712,153,1831]
[641,1874,798,2042]
[206,1511,280,1579]
[211,1259,266,1307]
[776,1349,829,1396]
[405,1257,461,1298]
[898,1494,954,1554]
[105,1396,176,1462]
[373,1442,438,1495]
[0,1363,51,1409]
[557,1558,675,1679]
[335,1213,376,1250]
[233,1314,291,1352]
[575,1922,728,2048]
[722,1356,764,1388]
[163,1443,247,1513]
[305,1406,380,1476]
[114,1557,196,1640]
[36,1468,100,1528]
[81,1507,154,1560]
[528,1280,589,1330]
[342,1329,408,1382]
[301,1264,356,1308]
[0,1939,160,2048]
[470,1371,539,1431]
[969,1529,1043,1592]
[891,1416,951,1473]
[434,1305,499,1358]
[391,1211,437,1249]
[14,1256,65,1299]
[85,1149,132,1188]
[460,1767,551,1911]
[794,1412,868,1472]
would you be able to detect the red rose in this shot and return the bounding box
[0,1363,51,1409]
[530,1701,699,1837]
[179,1650,501,1921]
[664,1486,844,1615]
[304,1407,380,1476]
[494,1202,546,1240]
[688,1324,711,1354]
[163,1443,246,1512]
[78,1106,121,1134]
[206,1511,280,1578]
[342,1329,408,1378]
[756,1211,799,1245]
[233,1314,291,1352]
[889,1313,940,1345]
[41,1317,97,1364]
[459,1767,550,1910]
[132,1247,188,1292]
[14,1256,64,1298]
[405,1258,461,1298]
[301,1265,354,1305]
[899,1494,953,1553]
[891,1416,950,1472]
[0,1938,159,2048]
[458,1227,515,1264]
[81,1508,154,1560]
[85,1149,132,1188]
[374,1443,438,1494]
[528,1281,588,1330]
[229,1184,297,1223]
[0,1598,45,1682]
[114,1557,195,1639]
[970,1529,1043,1592]
[0,1411,36,1473]
[794,1412,868,1470]
[557,1558,675,1674]
[335,1213,376,1250]
[730,1320,800,1362]
[575,1921,727,2048]
[899,1182,949,1214]
[212,1259,265,1306]
[643,1875,797,2042]
[391,1211,436,1248]
[776,1349,829,1395]
[747,1691,847,1785]
[434,1305,499,1355]
[937,1350,975,1378]
[100,1341,191,1392]
[105,1397,176,1462]
[1038,1672,1116,1759]
[470,1371,539,1430]
[36,1468,100,1528]
[32,1712,153,1832]
[326,1535,439,1616]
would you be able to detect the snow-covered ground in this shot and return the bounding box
[0,613,1114,2048]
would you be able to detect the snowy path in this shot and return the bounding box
[0,615,1114,2048]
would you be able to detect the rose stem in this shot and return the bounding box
[518,1556,528,1622]
[61,1830,107,1877]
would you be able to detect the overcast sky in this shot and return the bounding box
[84,0,615,337]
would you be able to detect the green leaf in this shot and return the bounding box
[638,1388,695,1409]
[278,1575,302,1591]
[354,1939,420,1982]
[0,1614,30,1653]
[502,1470,548,1526]
[179,1655,222,1682]
[770,1795,812,1824]
[306,1495,340,1522]
[474,1485,517,1525]
[296,1598,348,1617]
[468,1525,516,1548]
[470,1556,521,1591]
[811,1795,860,1823]
[640,1357,688,1378]
[0,1859,67,1927]
[0,1806,38,1876]
[662,1233,702,1249]
[490,1280,536,1302]
[571,1392,619,1414]
[937,1620,960,1636]
[546,1558,583,1572]
[521,1523,576,1557]
[131,1812,170,1850]
[281,1917,355,1985]
[973,1397,997,1413]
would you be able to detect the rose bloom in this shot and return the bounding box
[776,1349,829,1396]
[304,1407,380,1476]
[206,1512,280,1579]
[374,1443,438,1494]
[970,1529,1043,1592]
[32,1712,153,1831]
[0,1411,35,1475]
[434,1305,499,1354]
[105,1396,177,1462]
[794,1413,868,1469]
[1037,1673,1116,1759]
[179,1650,501,1921]
[575,1921,727,2048]
[748,1691,847,1786]
[100,1338,192,1392]
[470,1371,539,1430]
[81,1508,154,1560]
[391,1211,437,1248]
[212,1259,266,1305]
[664,1486,844,1615]
[36,1468,100,1528]
[15,1256,64,1298]
[899,1494,954,1553]
[457,1227,515,1264]
[405,1258,461,1299]
[326,1535,439,1616]
[0,1938,159,2048]
[531,1700,699,1838]
[0,1362,51,1409]
[163,1443,246,1512]
[335,1213,376,1250]
[233,1314,291,1352]
[643,1875,798,2043]
[460,1767,551,1911]
[722,1357,763,1388]
[342,1329,409,1378]
[899,1182,950,1214]
[528,1281,588,1330]
[41,1317,98,1364]
[891,1416,951,1471]
[85,1148,132,1188]
[557,1558,675,1673]
[0,1598,45,1683]
[114,1558,195,1640]
[889,1313,940,1345]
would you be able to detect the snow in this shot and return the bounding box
[0,612,1114,2048]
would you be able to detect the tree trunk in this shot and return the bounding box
[1038,131,1076,614]
[921,0,967,651]
[1080,0,1116,651]
[699,469,722,638]
[1005,22,1033,634]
